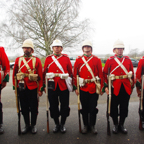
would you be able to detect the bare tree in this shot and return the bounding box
[0,0,90,56]
[128,48,139,58]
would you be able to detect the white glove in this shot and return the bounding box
[79,77,85,87]
[46,73,55,79]
[110,74,115,80]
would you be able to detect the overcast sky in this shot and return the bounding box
[1,0,144,56]
[78,0,144,55]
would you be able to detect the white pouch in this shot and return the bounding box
[65,77,73,92]
[60,73,69,79]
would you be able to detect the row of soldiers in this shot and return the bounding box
[0,39,143,135]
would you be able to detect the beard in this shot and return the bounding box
[24,51,31,56]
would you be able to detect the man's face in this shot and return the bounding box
[23,47,33,56]
[113,48,124,56]
[52,46,62,53]
[82,46,92,53]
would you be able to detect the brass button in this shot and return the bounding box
[57,70,59,72]
[121,72,123,74]
[88,76,89,78]
[88,82,90,84]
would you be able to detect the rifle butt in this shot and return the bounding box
[47,111,49,133]
[139,118,143,130]
[78,110,81,133]
[18,113,21,135]
[107,121,111,135]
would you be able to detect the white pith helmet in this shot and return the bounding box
[113,39,125,49]
[82,40,92,48]
[22,39,34,51]
[52,39,63,47]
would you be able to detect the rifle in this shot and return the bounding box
[45,67,49,133]
[139,66,144,130]
[14,68,21,135]
[77,68,81,133]
[106,67,111,135]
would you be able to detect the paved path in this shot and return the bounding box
[0,103,144,144]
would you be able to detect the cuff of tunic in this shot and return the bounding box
[73,85,77,90]
[3,74,9,82]
[102,82,108,92]
[40,85,44,92]
[136,81,141,88]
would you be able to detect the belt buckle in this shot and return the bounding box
[119,75,123,79]
[88,79,91,82]
[55,74,59,77]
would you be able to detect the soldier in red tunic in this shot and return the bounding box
[136,56,144,128]
[12,39,43,134]
[43,39,72,133]
[103,39,134,134]
[0,47,10,134]
[73,40,104,134]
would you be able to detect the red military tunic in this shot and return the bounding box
[12,55,43,91]
[73,54,104,94]
[136,56,144,87]
[0,47,10,84]
[103,54,134,96]
[43,53,72,91]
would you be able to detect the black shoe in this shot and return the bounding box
[91,126,97,134]
[31,126,37,134]
[118,125,127,134]
[53,125,60,133]
[21,125,31,134]
[60,125,66,133]
[82,125,88,134]
[0,124,4,134]
[112,125,118,134]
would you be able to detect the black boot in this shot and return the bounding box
[82,125,88,134]
[0,112,4,134]
[119,117,127,134]
[53,124,60,133]
[60,117,66,133]
[31,113,37,127]
[112,116,118,134]
[22,113,30,134]
[60,125,66,133]
[0,112,3,125]
[53,118,60,133]
[0,124,4,134]
[21,125,31,134]
[31,125,37,134]
[118,125,127,134]
[90,113,97,134]
[112,125,118,134]
[91,125,97,134]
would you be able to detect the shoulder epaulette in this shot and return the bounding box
[92,54,98,59]
[124,56,130,59]
[62,54,68,57]
[76,56,83,59]
[109,56,115,60]
[46,54,53,58]
[0,46,4,49]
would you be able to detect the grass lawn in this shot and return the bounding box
[102,63,105,67]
